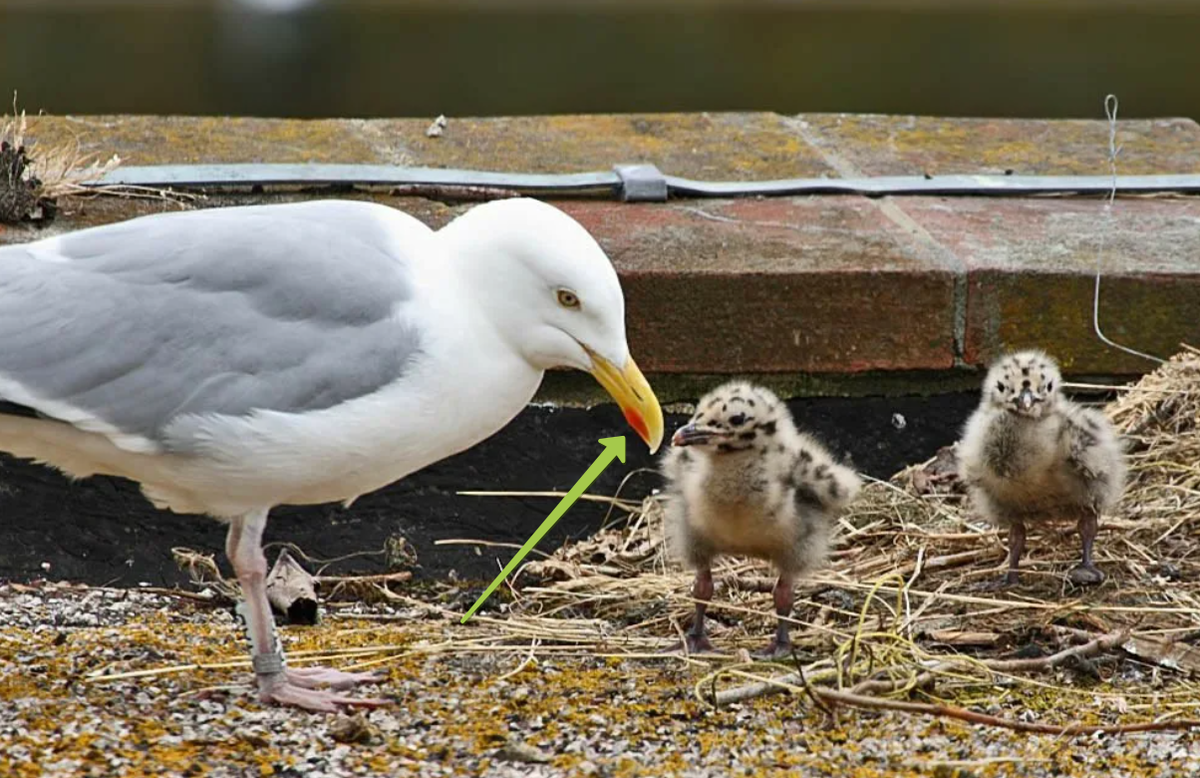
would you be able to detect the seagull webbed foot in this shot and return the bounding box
[286,665,387,692]
[257,669,388,713]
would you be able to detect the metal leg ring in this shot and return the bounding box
[252,651,286,676]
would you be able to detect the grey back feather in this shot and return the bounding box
[0,201,425,448]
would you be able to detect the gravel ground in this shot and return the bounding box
[2,582,1198,778]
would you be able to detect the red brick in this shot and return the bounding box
[901,196,1200,374]
[559,199,958,374]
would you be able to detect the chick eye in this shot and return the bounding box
[556,289,580,309]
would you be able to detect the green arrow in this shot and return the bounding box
[460,436,627,623]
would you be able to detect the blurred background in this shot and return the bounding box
[1,0,1198,121]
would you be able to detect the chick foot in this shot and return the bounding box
[752,638,794,661]
[664,632,716,655]
[974,570,1021,592]
[1067,564,1105,586]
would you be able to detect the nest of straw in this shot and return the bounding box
[481,347,1200,715]
[0,98,123,224]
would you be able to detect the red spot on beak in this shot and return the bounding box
[623,408,649,443]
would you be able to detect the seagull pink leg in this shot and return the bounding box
[226,510,388,712]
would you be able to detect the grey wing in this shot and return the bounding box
[0,201,427,453]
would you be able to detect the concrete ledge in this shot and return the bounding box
[4,111,1200,391]
[23,112,833,179]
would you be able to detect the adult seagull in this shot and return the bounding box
[0,197,664,711]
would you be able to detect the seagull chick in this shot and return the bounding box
[957,349,1126,588]
[0,198,665,712]
[660,381,861,658]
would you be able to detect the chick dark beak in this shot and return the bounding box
[671,423,723,447]
[1016,387,1035,412]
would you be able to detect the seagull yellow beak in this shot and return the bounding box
[586,349,664,454]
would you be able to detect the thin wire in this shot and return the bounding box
[1092,94,1166,365]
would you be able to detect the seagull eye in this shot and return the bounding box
[556,289,580,309]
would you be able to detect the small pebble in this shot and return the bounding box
[329,714,377,745]
[497,738,553,764]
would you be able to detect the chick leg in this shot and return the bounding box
[227,510,387,711]
[1067,510,1105,586]
[1003,520,1026,586]
[978,520,1025,590]
[754,572,795,660]
[683,567,716,654]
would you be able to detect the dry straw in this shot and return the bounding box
[1,93,190,223]
[1,98,120,220]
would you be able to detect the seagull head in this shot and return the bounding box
[984,349,1062,419]
[438,198,664,453]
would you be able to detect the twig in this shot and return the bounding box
[388,184,522,202]
[315,571,413,586]
[707,629,1129,706]
[124,587,222,603]
[260,540,387,577]
[434,538,555,560]
[982,629,1129,672]
[455,490,642,512]
[496,640,541,680]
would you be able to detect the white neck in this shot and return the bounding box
[396,228,548,450]
[432,217,542,365]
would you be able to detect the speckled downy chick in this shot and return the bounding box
[660,381,862,658]
[958,350,1127,588]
